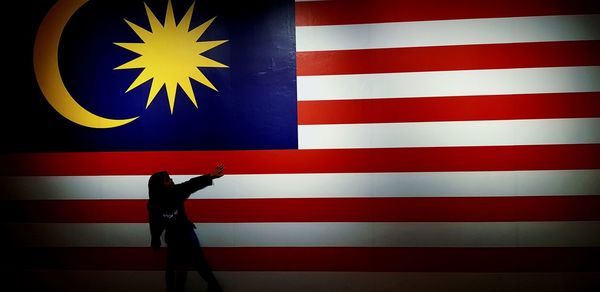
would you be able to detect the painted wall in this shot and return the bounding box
[2,0,600,291]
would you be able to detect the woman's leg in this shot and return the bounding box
[194,251,221,292]
[167,238,190,292]
[166,247,176,292]
[175,270,188,292]
[189,230,222,291]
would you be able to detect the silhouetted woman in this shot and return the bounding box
[148,165,225,292]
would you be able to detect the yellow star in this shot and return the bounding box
[114,0,228,113]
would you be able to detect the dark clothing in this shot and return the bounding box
[166,227,220,292]
[149,175,213,245]
[147,174,222,292]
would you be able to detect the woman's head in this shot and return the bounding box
[148,171,174,198]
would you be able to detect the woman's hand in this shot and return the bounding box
[210,164,225,179]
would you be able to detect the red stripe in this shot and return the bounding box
[298,93,600,124]
[1,144,599,175]
[296,0,600,26]
[296,41,600,75]
[3,196,599,223]
[10,247,600,271]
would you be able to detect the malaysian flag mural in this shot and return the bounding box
[2,0,600,291]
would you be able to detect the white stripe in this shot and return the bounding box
[14,271,600,292]
[297,66,600,101]
[5,222,600,247]
[298,118,600,149]
[296,14,600,51]
[2,170,599,200]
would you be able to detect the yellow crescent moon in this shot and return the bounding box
[34,0,138,128]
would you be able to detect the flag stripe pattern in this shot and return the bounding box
[295,15,600,51]
[3,196,600,223]
[4,0,600,291]
[3,169,599,200]
[297,41,600,75]
[12,271,600,292]
[9,246,600,271]
[294,0,600,26]
[8,222,600,247]
[299,93,600,124]
[3,144,600,175]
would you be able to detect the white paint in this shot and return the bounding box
[296,15,600,51]
[2,170,599,200]
[298,118,600,148]
[297,66,600,101]
[4,221,600,247]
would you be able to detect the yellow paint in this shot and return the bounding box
[34,0,138,129]
[114,0,228,114]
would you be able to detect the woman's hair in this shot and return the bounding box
[147,171,169,249]
[148,171,168,199]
